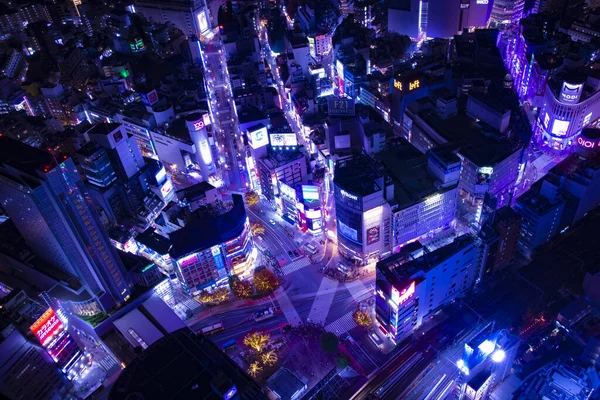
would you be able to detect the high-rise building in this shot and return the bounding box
[134,0,212,38]
[0,137,131,313]
[489,0,525,27]
[514,180,565,259]
[375,236,480,344]
[334,154,392,264]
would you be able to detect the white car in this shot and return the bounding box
[269,219,276,225]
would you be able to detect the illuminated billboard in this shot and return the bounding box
[160,179,173,199]
[279,182,297,200]
[390,281,415,306]
[305,208,322,219]
[30,308,63,347]
[302,185,319,201]
[366,226,380,245]
[338,220,358,242]
[249,127,269,149]
[155,166,166,184]
[270,133,298,147]
[551,119,570,136]
[328,98,355,116]
[560,82,583,104]
[197,11,209,34]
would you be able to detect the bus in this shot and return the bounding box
[221,339,237,351]
[305,243,318,255]
[199,321,224,336]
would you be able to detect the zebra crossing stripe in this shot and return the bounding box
[281,257,311,276]
[325,311,357,336]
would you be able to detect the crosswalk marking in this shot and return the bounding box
[325,311,357,336]
[281,257,311,276]
[274,287,302,326]
[307,277,339,325]
[98,355,117,371]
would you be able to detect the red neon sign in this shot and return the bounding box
[193,120,204,130]
[577,136,600,149]
[30,308,63,347]
[391,281,415,306]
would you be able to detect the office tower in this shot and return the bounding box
[0,137,131,313]
[489,0,525,27]
[375,236,480,345]
[334,154,391,264]
[134,0,212,38]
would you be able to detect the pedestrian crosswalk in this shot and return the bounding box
[179,297,202,312]
[281,257,311,276]
[274,287,302,326]
[345,279,371,302]
[325,311,357,336]
[98,355,118,371]
[307,277,339,325]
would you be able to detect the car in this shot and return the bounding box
[288,250,293,257]
[269,219,276,225]
[293,250,299,257]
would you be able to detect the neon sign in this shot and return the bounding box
[340,190,358,201]
[577,136,600,148]
[394,80,403,90]
[30,308,64,347]
[409,80,420,91]
[390,281,416,306]
[476,0,488,3]
[193,120,205,131]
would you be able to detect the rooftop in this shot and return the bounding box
[333,154,383,197]
[267,367,306,400]
[110,328,267,400]
[136,228,172,255]
[169,194,247,259]
[87,122,121,136]
[177,181,217,203]
[376,139,452,208]
[415,108,519,167]
[0,137,56,177]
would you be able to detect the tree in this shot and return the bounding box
[244,191,259,206]
[352,310,373,327]
[336,355,349,369]
[251,222,265,236]
[232,279,254,298]
[260,350,278,366]
[243,331,270,353]
[319,332,339,354]
[247,362,262,377]
[253,269,280,293]
[197,287,230,304]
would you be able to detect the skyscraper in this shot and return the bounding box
[0,137,131,313]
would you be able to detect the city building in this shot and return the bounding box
[513,360,595,399]
[168,194,255,294]
[135,0,212,38]
[404,96,522,228]
[534,71,600,153]
[267,367,308,400]
[377,140,458,252]
[334,154,391,264]
[489,0,525,27]
[0,324,73,400]
[0,137,131,313]
[110,329,267,400]
[375,236,481,344]
[479,207,521,277]
[256,146,308,206]
[514,180,565,259]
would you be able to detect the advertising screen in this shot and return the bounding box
[551,119,570,136]
[328,98,355,116]
[269,133,298,147]
[279,182,296,200]
[160,179,173,199]
[338,220,358,242]
[302,185,319,201]
[560,82,583,104]
[249,127,269,149]
[366,226,380,245]
[155,166,166,184]
[305,209,322,219]
[584,112,593,126]
[390,281,415,306]
[30,308,63,347]
[197,11,209,34]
